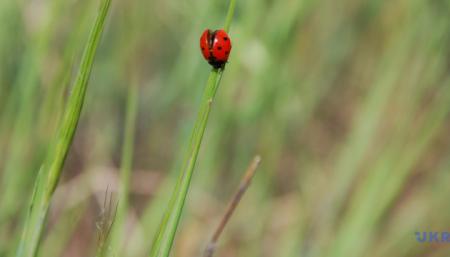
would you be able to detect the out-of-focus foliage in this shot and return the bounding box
[0,0,449,257]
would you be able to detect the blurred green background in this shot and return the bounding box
[1,0,449,257]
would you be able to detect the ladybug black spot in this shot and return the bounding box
[201,47,205,50]
[223,37,228,41]
[218,46,222,50]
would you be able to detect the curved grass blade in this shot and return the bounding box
[15,1,112,256]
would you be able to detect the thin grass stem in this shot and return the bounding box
[204,156,261,257]
[108,82,139,255]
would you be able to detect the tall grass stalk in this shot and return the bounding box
[108,83,139,255]
[149,70,222,257]
[148,1,237,256]
[15,1,112,256]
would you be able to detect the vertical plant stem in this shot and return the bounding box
[223,0,237,32]
[15,1,112,257]
[149,69,222,257]
[108,82,139,255]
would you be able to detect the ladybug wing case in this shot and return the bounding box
[200,29,211,60]
[211,30,232,62]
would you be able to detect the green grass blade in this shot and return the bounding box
[223,0,237,32]
[15,1,112,257]
[108,83,139,256]
[149,69,222,257]
[148,1,237,256]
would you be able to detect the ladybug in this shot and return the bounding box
[200,29,232,69]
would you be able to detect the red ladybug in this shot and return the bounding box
[200,29,232,69]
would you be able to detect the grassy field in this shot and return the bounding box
[0,0,449,257]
